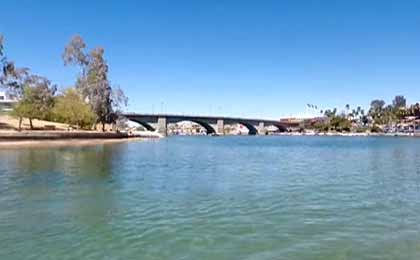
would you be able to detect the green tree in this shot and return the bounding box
[321,107,352,132]
[392,95,406,109]
[12,76,56,130]
[383,104,397,125]
[369,99,386,125]
[52,88,96,129]
[370,99,385,112]
[391,95,407,120]
[331,116,351,131]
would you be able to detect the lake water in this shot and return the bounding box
[1,136,420,259]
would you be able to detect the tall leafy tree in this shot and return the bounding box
[370,100,385,112]
[369,99,386,124]
[63,35,127,131]
[392,95,406,108]
[383,104,397,124]
[391,95,407,120]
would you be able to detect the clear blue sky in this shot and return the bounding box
[1,0,420,119]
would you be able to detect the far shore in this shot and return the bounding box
[273,131,420,137]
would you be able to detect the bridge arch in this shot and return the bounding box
[267,123,288,133]
[192,120,216,135]
[170,119,216,135]
[238,122,258,135]
[127,119,156,131]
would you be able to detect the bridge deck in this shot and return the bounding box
[122,113,291,126]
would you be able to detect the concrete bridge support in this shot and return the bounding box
[217,119,224,135]
[258,122,267,135]
[157,117,167,136]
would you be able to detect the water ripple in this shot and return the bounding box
[1,136,420,259]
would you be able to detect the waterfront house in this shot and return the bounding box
[0,91,18,112]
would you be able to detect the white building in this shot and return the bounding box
[0,91,18,112]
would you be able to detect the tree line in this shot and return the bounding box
[0,33,127,130]
[314,95,420,132]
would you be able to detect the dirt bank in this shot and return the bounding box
[0,137,147,148]
[0,130,134,140]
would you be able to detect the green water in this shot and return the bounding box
[1,136,420,259]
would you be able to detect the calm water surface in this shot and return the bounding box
[1,136,420,259]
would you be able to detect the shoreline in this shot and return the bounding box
[0,130,132,140]
[1,130,419,149]
[0,130,162,148]
[0,137,148,148]
[0,130,163,140]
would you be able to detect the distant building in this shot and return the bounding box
[0,91,18,112]
[279,117,305,130]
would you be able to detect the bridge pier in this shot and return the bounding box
[258,122,267,135]
[157,117,167,136]
[217,119,224,135]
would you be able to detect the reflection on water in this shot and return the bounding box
[1,137,420,259]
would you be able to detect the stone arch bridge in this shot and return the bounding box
[123,113,296,136]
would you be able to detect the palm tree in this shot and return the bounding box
[359,109,367,126]
[344,104,350,116]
